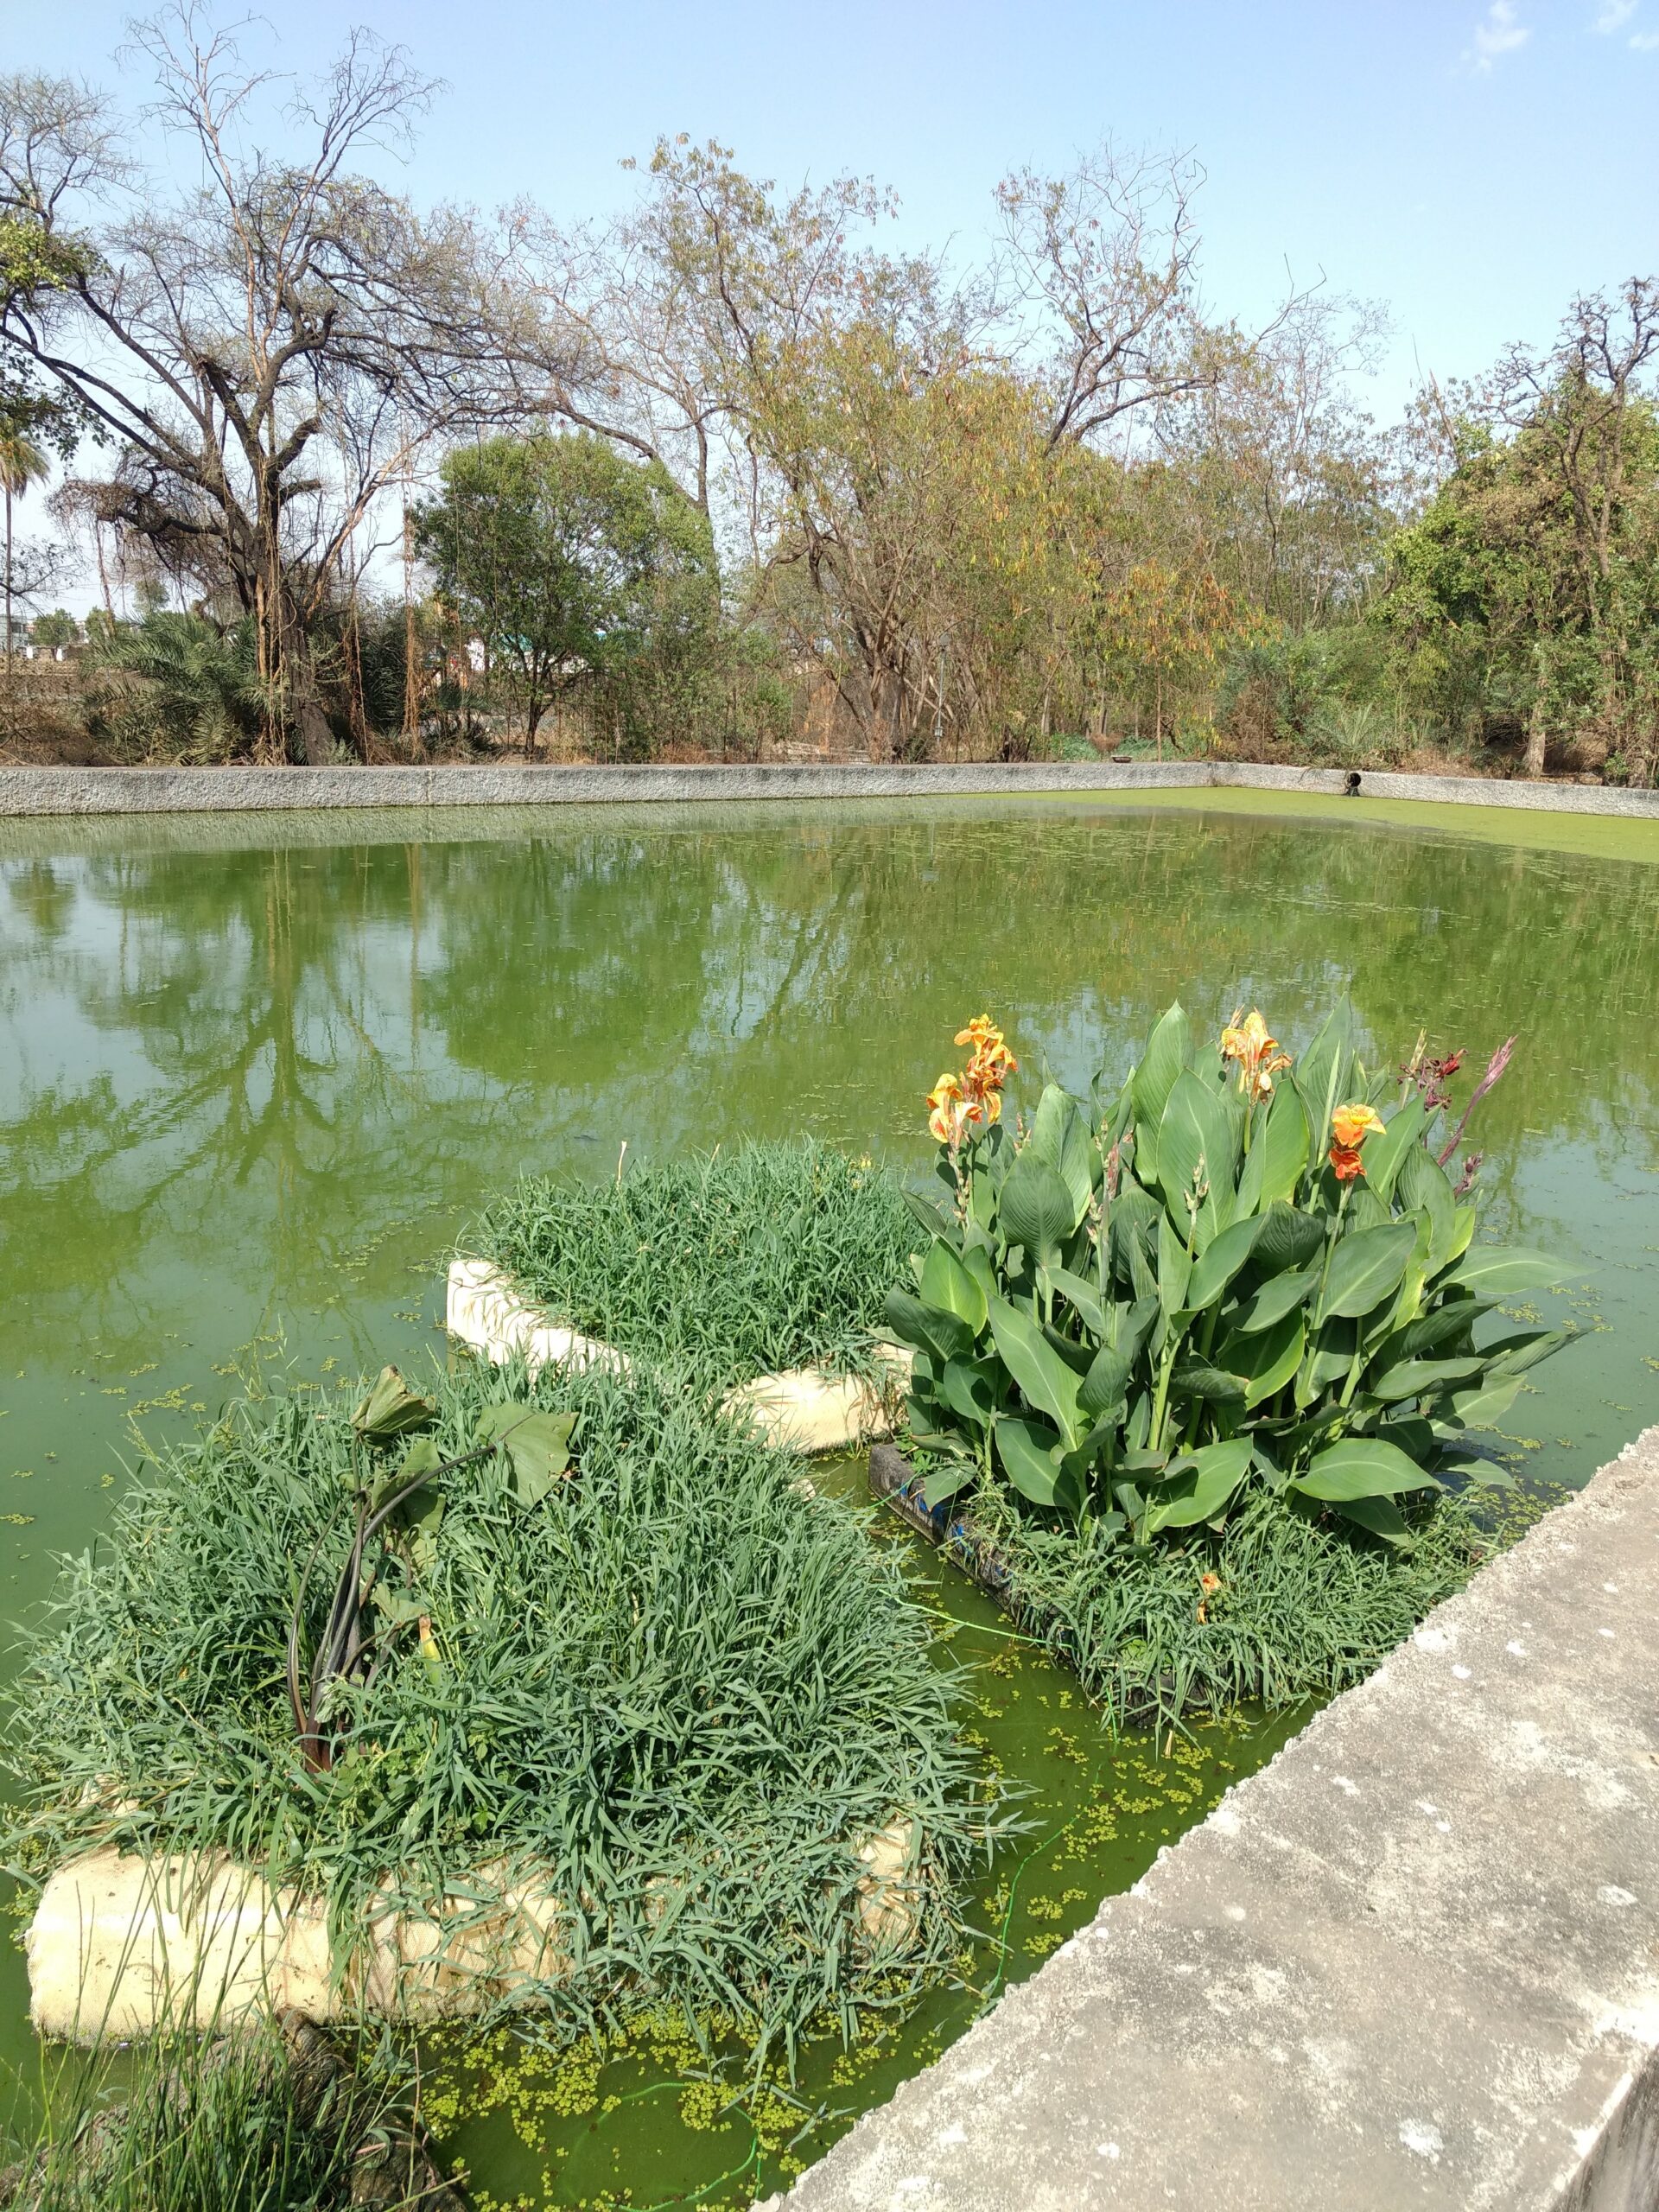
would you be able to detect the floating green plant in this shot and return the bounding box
[3,1355,990,2068]
[466,1139,915,1389]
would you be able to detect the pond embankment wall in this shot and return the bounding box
[3,758,1659,819]
[761,1426,1659,2212]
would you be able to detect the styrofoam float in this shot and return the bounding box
[446,1256,909,1454]
[27,1819,924,2040]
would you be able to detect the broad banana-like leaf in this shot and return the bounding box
[1251,1201,1325,1277]
[995,1414,1079,1510]
[1293,1436,1439,1501]
[1131,1002,1192,1179]
[1359,1094,1428,1204]
[352,1366,437,1442]
[1369,1356,1484,1403]
[1158,1070,1238,1250]
[1187,1214,1263,1309]
[920,1237,988,1337]
[884,1287,978,1365]
[997,1154,1078,1269]
[986,1294,1084,1449]
[476,1403,576,1507]
[1026,1084,1096,1225]
[1396,1145,1457,1273]
[1145,1439,1253,1531]
[1441,1246,1569,1297]
[1317,1222,1417,1323]
[1232,1263,1319,1336]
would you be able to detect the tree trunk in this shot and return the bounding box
[3,484,11,671]
[1523,642,1549,779]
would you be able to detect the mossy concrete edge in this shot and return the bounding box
[763,1427,1659,2212]
[3,758,1659,821]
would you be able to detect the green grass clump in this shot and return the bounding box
[0,2014,438,2211]
[4,1357,987,2065]
[961,1481,1487,1729]
[467,1139,916,1389]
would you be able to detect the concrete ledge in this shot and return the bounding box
[1,758,1657,821]
[765,1427,1659,2212]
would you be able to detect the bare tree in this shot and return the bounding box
[0,8,566,760]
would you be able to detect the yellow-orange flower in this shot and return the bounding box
[1331,1103,1386,1149]
[1219,1007,1292,1100]
[929,1015,1017,1145]
[1329,1143,1366,1183]
[927,1071,966,1145]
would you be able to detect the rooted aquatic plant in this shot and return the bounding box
[887,1001,1572,1547]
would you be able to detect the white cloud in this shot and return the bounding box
[1594,0,1637,29]
[1468,0,1532,68]
[1631,26,1659,41]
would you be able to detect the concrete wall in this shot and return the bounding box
[759,1427,1659,2212]
[3,758,1659,820]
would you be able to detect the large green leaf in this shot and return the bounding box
[1317,1222,1417,1323]
[1157,1211,1192,1319]
[1378,1298,1488,1366]
[1251,1201,1325,1277]
[919,1237,988,1338]
[1078,1341,1135,1417]
[1131,1003,1192,1182]
[476,1404,576,1507]
[1396,1145,1456,1272]
[1360,1095,1428,1204]
[1293,1436,1440,1501]
[995,1414,1079,1510]
[1294,1002,1353,1150]
[938,1356,999,1431]
[1158,1070,1237,1249]
[1370,1356,1484,1403]
[1146,1439,1253,1531]
[922,1458,976,1510]
[1224,1309,1306,1408]
[1445,1372,1524,1427]
[1169,1358,1247,1412]
[1026,1084,1096,1225]
[1257,1081,1312,1208]
[1187,1214,1263,1310]
[1328,1494,1414,1547]
[1482,1326,1572,1376]
[1048,1264,1109,1338]
[884,1287,978,1365]
[1441,1246,1568,1297]
[1233,1264,1319,1336]
[997,1154,1079,1268]
[352,1365,437,1442]
[986,1294,1083,1448]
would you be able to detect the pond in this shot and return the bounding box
[1,787,1656,2204]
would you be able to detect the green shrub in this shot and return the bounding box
[4,1355,985,2063]
[468,1139,917,1389]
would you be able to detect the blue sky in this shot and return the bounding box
[16,0,1659,421]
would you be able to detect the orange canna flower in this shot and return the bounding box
[1331,1103,1386,1149]
[931,1016,1016,1145]
[927,1071,966,1146]
[1219,1007,1292,1100]
[1329,1142,1366,1183]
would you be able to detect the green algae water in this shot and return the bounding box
[1,790,1657,2202]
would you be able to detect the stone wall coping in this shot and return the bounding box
[2,757,1658,821]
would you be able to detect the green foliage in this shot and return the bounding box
[967,1478,1484,1726]
[83,612,265,765]
[470,1138,917,1389]
[29,608,77,651]
[3,1354,982,2063]
[889,1001,1569,1548]
[415,431,720,747]
[2,2017,429,2212]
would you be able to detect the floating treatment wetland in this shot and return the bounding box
[0,788,1655,2209]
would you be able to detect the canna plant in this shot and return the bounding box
[887,1006,1572,1548]
[287,1366,575,1773]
